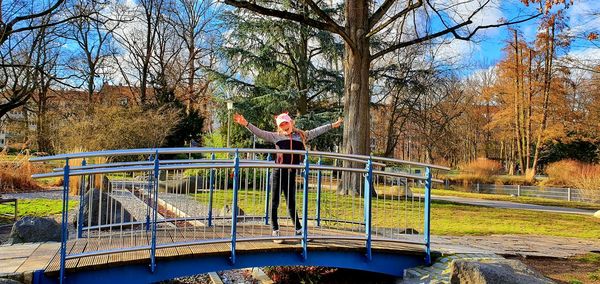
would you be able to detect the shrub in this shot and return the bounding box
[545,159,580,186]
[0,156,46,193]
[452,158,502,185]
[57,105,180,152]
[493,175,532,186]
[572,164,600,202]
[546,159,600,202]
[461,158,502,176]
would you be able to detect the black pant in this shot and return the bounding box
[271,168,301,231]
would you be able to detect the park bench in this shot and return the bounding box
[0,196,18,221]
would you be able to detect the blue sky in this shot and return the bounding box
[457,0,600,70]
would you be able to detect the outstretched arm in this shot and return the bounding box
[233,113,278,143]
[306,117,343,141]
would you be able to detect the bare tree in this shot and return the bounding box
[168,0,218,118]
[114,0,166,106]
[30,18,62,153]
[0,0,70,45]
[0,25,45,119]
[0,0,93,118]
[63,0,127,107]
[150,10,186,105]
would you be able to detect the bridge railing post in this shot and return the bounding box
[207,153,215,227]
[150,151,159,272]
[301,151,310,260]
[363,157,373,261]
[315,156,322,227]
[264,153,271,225]
[77,159,86,239]
[59,158,70,284]
[423,166,432,265]
[230,149,240,264]
[145,155,153,231]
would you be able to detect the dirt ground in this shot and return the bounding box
[508,255,600,284]
[0,224,12,244]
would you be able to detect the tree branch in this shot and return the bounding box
[372,2,541,60]
[369,0,422,35]
[10,13,91,36]
[7,0,65,26]
[298,0,350,41]
[372,20,471,59]
[451,14,541,41]
[223,0,354,46]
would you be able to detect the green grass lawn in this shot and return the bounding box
[0,199,78,224]
[191,189,600,239]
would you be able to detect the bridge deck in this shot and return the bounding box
[44,224,425,275]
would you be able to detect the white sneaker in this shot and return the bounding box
[272,230,283,244]
[296,229,312,242]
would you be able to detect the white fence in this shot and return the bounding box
[465,184,595,202]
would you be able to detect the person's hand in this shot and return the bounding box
[233,113,248,126]
[332,117,343,128]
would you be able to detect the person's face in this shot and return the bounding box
[279,121,292,133]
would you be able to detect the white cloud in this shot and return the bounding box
[430,0,505,37]
[567,0,600,36]
[568,47,600,62]
[433,39,478,65]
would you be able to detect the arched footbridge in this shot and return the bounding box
[29,148,450,283]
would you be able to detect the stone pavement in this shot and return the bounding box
[0,242,60,283]
[432,235,600,258]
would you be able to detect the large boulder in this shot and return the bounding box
[450,259,554,284]
[398,186,413,198]
[159,176,206,194]
[75,188,134,228]
[8,217,61,244]
[0,278,23,284]
[218,205,245,217]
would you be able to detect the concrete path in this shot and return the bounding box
[430,195,597,216]
[433,235,600,258]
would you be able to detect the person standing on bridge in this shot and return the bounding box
[233,112,343,243]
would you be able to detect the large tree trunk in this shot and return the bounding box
[531,22,555,176]
[337,0,371,195]
[186,33,195,115]
[296,22,309,115]
[512,30,525,175]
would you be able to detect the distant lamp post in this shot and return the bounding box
[226,100,234,148]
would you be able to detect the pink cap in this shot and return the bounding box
[275,112,292,126]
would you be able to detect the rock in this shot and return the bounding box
[594,210,600,218]
[159,176,206,193]
[450,259,555,284]
[0,278,23,284]
[398,228,419,234]
[219,205,245,217]
[392,186,413,198]
[75,188,134,228]
[8,217,61,244]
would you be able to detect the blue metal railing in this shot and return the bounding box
[59,158,70,284]
[364,158,373,261]
[423,167,432,265]
[39,147,450,283]
[230,150,240,264]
